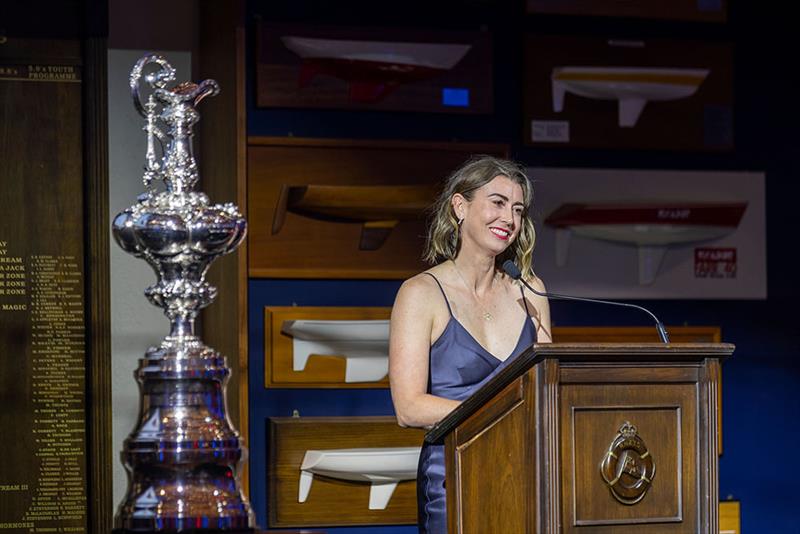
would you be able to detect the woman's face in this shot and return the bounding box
[454,174,525,256]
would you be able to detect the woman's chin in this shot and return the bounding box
[483,240,513,257]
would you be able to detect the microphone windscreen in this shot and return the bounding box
[502,260,522,280]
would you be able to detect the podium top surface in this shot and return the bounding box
[425,342,733,443]
[526,341,734,356]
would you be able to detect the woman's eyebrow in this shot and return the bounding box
[488,192,524,207]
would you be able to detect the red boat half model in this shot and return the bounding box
[544,202,748,284]
[281,36,472,103]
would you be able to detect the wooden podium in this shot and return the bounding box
[425,343,733,533]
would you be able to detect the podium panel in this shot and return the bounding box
[561,384,696,530]
[450,378,529,533]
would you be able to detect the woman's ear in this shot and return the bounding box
[451,193,467,221]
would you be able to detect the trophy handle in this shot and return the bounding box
[193,79,220,106]
[129,54,176,118]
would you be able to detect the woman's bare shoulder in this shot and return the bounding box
[393,268,451,335]
[519,271,549,311]
[396,268,446,306]
[524,272,547,293]
[400,270,434,292]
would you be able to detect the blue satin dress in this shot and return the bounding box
[417,273,537,534]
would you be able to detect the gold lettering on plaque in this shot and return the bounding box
[27,65,78,82]
[0,244,87,529]
[0,64,80,83]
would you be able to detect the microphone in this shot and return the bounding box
[502,260,670,343]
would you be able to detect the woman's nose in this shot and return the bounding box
[501,205,515,224]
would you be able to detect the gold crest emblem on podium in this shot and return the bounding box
[600,421,656,505]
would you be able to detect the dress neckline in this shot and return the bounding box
[433,315,532,363]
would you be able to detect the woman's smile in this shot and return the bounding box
[489,226,511,240]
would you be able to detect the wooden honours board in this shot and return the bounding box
[0,27,110,533]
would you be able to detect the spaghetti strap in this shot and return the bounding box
[424,272,453,317]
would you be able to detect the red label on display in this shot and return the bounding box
[695,247,737,278]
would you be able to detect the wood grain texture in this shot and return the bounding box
[554,326,724,454]
[433,344,729,534]
[268,417,425,527]
[451,380,529,534]
[196,0,250,495]
[82,34,113,534]
[700,358,722,533]
[541,358,561,533]
[453,378,524,446]
[719,501,740,534]
[264,306,392,388]
[0,36,88,532]
[559,386,696,530]
[247,137,508,279]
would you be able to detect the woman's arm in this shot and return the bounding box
[525,275,553,343]
[389,276,460,428]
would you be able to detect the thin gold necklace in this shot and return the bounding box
[452,260,495,321]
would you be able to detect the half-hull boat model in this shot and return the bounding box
[545,202,747,284]
[272,183,437,250]
[282,36,471,102]
[551,66,710,127]
[298,447,422,510]
[282,319,390,383]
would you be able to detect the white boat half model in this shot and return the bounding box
[545,202,747,285]
[298,447,422,510]
[551,66,710,127]
[282,36,472,102]
[282,319,390,383]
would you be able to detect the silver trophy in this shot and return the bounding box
[112,55,254,532]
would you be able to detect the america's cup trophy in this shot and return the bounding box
[112,55,255,532]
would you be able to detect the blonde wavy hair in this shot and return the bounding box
[423,155,537,280]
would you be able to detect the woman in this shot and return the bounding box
[389,156,552,534]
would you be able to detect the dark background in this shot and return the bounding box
[239,1,798,532]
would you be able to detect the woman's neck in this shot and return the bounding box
[451,254,497,295]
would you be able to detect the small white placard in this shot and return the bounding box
[531,120,570,142]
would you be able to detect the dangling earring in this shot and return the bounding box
[451,217,463,249]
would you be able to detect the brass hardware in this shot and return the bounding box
[599,421,656,505]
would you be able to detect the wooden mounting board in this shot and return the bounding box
[264,306,392,388]
[247,137,508,279]
[268,416,426,527]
